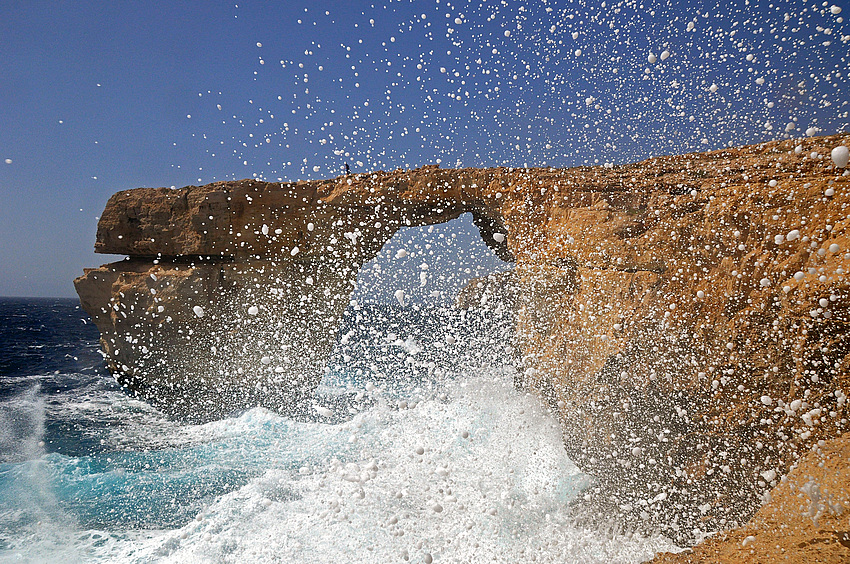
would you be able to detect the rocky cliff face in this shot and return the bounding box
[76,134,849,543]
[652,431,850,562]
[76,166,511,420]
[504,134,850,541]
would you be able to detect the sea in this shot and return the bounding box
[0,297,677,563]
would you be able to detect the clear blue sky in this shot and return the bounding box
[0,0,847,297]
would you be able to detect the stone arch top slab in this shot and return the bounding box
[94,165,514,264]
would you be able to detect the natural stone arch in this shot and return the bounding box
[76,135,850,541]
[76,167,514,421]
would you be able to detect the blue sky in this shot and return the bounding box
[0,0,847,298]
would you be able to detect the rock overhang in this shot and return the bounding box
[76,134,850,540]
[93,167,515,263]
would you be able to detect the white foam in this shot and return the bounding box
[92,372,676,563]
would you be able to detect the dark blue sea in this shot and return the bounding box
[0,298,674,563]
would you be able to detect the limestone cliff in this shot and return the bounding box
[652,431,850,562]
[76,134,850,546]
[495,134,850,544]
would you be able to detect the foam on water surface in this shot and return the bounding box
[1,370,677,563]
[0,300,679,562]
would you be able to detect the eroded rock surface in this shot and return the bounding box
[651,431,850,562]
[77,134,850,540]
[496,134,850,541]
[76,166,512,420]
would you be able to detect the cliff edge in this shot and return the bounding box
[76,134,850,550]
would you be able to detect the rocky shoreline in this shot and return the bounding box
[77,134,850,556]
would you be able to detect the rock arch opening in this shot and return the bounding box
[351,212,512,307]
[75,169,515,422]
[320,212,518,419]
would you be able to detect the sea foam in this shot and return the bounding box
[3,370,676,563]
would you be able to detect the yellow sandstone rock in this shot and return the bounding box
[76,134,850,546]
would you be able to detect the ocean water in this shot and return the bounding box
[0,298,677,563]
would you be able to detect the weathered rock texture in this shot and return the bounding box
[496,134,850,543]
[652,431,850,562]
[76,166,513,420]
[77,134,850,543]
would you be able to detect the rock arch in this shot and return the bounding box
[76,135,850,539]
[75,166,513,421]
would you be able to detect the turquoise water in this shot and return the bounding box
[0,299,677,563]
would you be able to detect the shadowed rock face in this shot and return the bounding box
[76,166,513,421]
[77,135,850,539]
[75,258,358,420]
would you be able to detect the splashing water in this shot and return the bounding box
[1,375,677,563]
[0,300,679,563]
[179,0,850,181]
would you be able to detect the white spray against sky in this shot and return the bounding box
[181,0,848,183]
